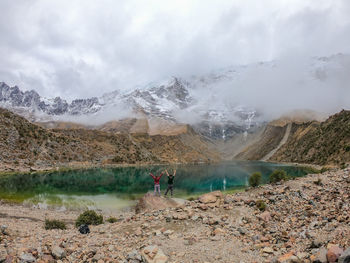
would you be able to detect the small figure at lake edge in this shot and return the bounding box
[164,169,176,197]
[150,171,164,196]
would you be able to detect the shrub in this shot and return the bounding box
[269,169,287,184]
[256,200,267,211]
[106,217,118,223]
[249,172,262,187]
[75,210,103,227]
[45,219,66,230]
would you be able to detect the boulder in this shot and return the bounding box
[311,248,327,263]
[19,253,36,263]
[141,246,168,263]
[198,191,223,204]
[327,245,344,263]
[135,193,185,213]
[51,246,66,259]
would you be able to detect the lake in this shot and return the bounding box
[0,161,308,211]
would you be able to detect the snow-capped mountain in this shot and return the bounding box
[0,77,258,140]
[1,54,349,140]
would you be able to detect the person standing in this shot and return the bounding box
[150,171,164,196]
[164,169,176,197]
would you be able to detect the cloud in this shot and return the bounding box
[0,0,349,106]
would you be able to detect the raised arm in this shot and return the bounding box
[165,169,170,177]
[173,169,176,177]
[159,172,164,179]
[149,173,155,179]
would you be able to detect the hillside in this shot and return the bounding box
[234,110,350,166]
[234,125,287,161]
[271,110,350,165]
[0,108,220,171]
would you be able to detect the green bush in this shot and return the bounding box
[106,217,118,223]
[249,172,262,187]
[45,219,66,230]
[75,210,103,227]
[269,169,287,184]
[256,200,267,211]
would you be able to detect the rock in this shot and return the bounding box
[212,227,225,236]
[41,254,55,263]
[19,253,36,263]
[262,247,274,254]
[327,244,344,263]
[136,193,183,213]
[0,226,8,236]
[0,247,7,263]
[258,211,271,222]
[51,246,66,259]
[278,252,295,262]
[198,191,223,204]
[163,230,174,236]
[238,228,247,235]
[127,250,142,262]
[141,246,168,263]
[339,248,350,263]
[311,248,327,263]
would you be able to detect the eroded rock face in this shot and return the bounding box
[135,193,185,213]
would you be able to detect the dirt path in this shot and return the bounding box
[261,122,292,161]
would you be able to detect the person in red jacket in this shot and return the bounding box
[150,171,164,196]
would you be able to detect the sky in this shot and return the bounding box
[0,0,350,100]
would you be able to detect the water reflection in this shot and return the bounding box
[0,161,307,210]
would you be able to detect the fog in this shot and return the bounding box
[0,0,350,121]
[189,54,350,121]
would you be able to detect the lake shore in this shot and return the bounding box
[1,167,349,262]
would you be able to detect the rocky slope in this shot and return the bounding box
[0,108,219,171]
[270,110,350,165]
[234,110,350,166]
[0,168,349,262]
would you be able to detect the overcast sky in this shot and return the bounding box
[0,0,350,99]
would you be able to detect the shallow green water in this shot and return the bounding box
[0,161,308,211]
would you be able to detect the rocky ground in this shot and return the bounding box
[0,168,349,263]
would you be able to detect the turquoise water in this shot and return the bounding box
[0,161,308,211]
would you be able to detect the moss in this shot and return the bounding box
[75,210,103,227]
[45,219,66,230]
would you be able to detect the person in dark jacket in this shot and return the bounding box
[164,169,176,197]
[150,171,164,196]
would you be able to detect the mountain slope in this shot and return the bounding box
[270,110,350,165]
[0,108,220,171]
[235,110,350,165]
